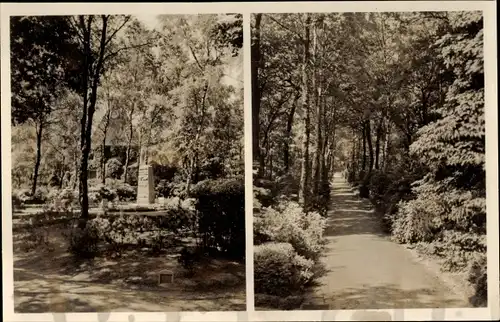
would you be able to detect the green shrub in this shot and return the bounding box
[254,242,314,296]
[191,177,245,260]
[254,201,326,260]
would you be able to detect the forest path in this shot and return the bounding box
[302,173,468,310]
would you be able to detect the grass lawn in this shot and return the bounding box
[13,222,246,312]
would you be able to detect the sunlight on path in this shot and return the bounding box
[302,173,469,310]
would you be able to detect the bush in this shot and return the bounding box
[106,158,124,179]
[467,254,487,307]
[68,222,100,259]
[12,192,25,211]
[191,177,245,260]
[306,182,331,217]
[16,186,50,204]
[31,186,50,204]
[156,180,187,198]
[254,242,314,296]
[157,204,197,236]
[254,201,326,260]
[391,195,444,244]
[150,230,176,255]
[91,215,140,247]
[421,231,486,271]
[368,170,392,203]
[13,188,32,204]
[115,183,136,201]
[178,246,203,275]
[156,179,171,198]
[255,293,304,310]
[44,188,79,212]
[94,184,117,202]
[253,186,274,210]
[88,206,194,254]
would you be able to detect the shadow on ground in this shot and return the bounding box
[302,283,464,310]
[13,228,246,312]
[322,182,387,238]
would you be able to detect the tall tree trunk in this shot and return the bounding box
[311,20,322,196]
[283,93,299,173]
[327,110,337,181]
[269,153,273,179]
[299,13,311,206]
[185,155,195,196]
[351,131,357,180]
[123,102,136,184]
[322,97,335,183]
[71,151,79,190]
[366,119,374,173]
[252,14,262,176]
[185,82,208,196]
[78,15,91,220]
[31,120,43,196]
[100,109,111,185]
[59,156,66,189]
[361,124,367,172]
[374,119,383,170]
[383,123,391,172]
[79,15,108,223]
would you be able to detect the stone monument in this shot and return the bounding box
[136,148,155,204]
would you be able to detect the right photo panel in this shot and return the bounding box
[251,12,485,311]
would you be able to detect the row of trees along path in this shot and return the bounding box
[252,12,484,308]
[302,173,468,309]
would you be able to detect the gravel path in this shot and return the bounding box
[302,173,469,310]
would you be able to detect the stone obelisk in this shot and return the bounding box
[136,147,155,204]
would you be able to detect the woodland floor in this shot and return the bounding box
[13,228,246,312]
[301,173,470,310]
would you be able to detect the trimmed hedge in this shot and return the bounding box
[191,177,245,260]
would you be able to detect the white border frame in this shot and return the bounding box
[1,2,498,321]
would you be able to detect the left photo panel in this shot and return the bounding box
[9,13,245,312]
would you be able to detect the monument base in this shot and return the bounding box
[137,165,155,204]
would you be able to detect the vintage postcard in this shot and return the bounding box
[1,1,498,322]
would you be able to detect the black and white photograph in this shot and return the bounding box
[251,11,489,311]
[2,2,498,322]
[8,13,245,312]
